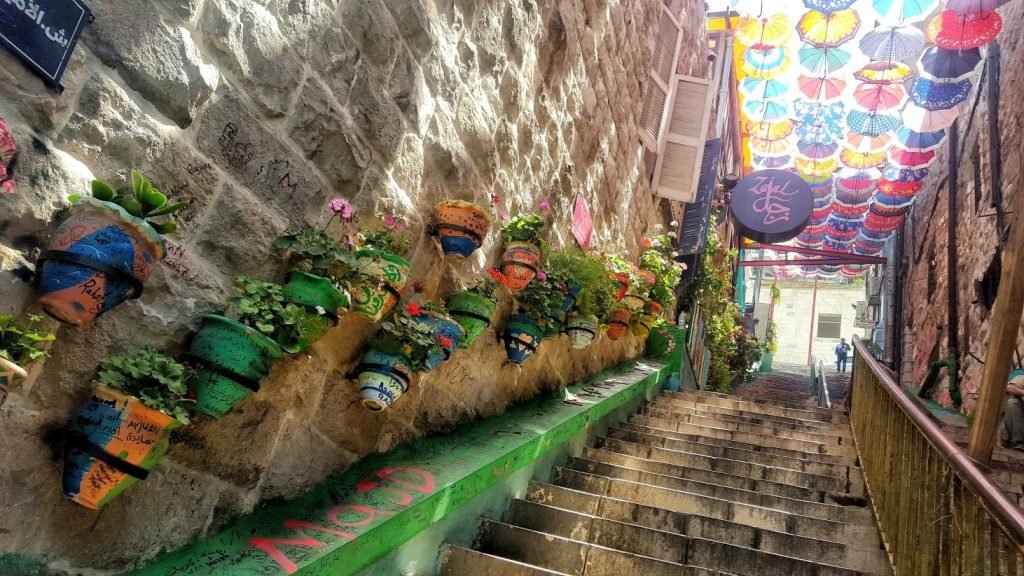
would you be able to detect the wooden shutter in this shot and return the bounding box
[652,75,715,203]
[640,5,684,152]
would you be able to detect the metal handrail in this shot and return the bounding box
[850,337,1024,572]
[810,358,831,409]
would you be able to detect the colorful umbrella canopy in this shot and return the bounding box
[895,127,947,151]
[741,46,791,78]
[740,77,790,100]
[750,137,795,156]
[902,103,960,131]
[804,0,859,12]
[852,82,908,112]
[841,147,889,168]
[884,166,930,181]
[797,9,863,48]
[748,119,795,140]
[918,46,982,83]
[846,131,894,151]
[797,75,847,100]
[889,146,937,168]
[854,61,914,84]
[803,172,835,185]
[797,140,841,158]
[794,101,847,143]
[796,156,839,176]
[835,176,879,195]
[872,0,937,23]
[736,15,795,48]
[926,10,1003,50]
[859,25,926,61]
[837,167,883,188]
[835,185,875,205]
[879,178,927,196]
[847,110,902,136]
[743,99,790,122]
[909,77,973,110]
[798,44,853,75]
[944,0,1011,11]
[752,154,794,169]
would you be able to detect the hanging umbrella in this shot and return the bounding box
[872,197,915,216]
[854,237,888,254]
[852,82,908,112]
[796,156,839,176]
[797,9,862,48]
[743,99,790,122]
[797,75,847,100]
[804,0,859,12]
[740,77,790,100]
[846,131,893,152]
[752,154,794,169]
[798,44,853,75]
[879,178,927,196]
[833,201,871,218]
[835,176,878,195]
[944,0,1011,12]
[748,119,795,140]
[811,185,835,201]
[750,137,795,157]
[837,167,883,189]
[889,146,937,168]
[736,15,795,48]
[895,127,947,152]
[741,46,791,78]
[854,61,914,84]
[847,110,902,136]
[802,171,835,185]
[884,166,930,181]
[835,185,874,205]
[918,46,982,83]
[903,103,960,131]
[859,25,927,61]
[797,140,841,158]
[926,10,1002,50]
[841,147,889,168]
[909,77,973,110]
[794,106,847,144]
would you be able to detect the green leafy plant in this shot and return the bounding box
[500,213,544,245]
[770,283,782,304]
[765,321,779,355]
[70,170,187,235]
[682,229,741,392]
[96,346,191,425]
[464,276,499,301]
[513,273,566,331]
[229,276,316,354]
[639,227,683,309]
[369,304,447,372]
[546,248,616,319]
[273,229,354,285]
[360,228,412,257]
[0,314,55,365]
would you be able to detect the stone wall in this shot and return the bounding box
[898,2,1024,412]
[0,0,709,572]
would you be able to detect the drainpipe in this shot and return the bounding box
[715,36,734,140]
[807,276,818,366]
[988,42,1005,236]
[947,121,962,407]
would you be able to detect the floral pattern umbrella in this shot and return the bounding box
[740,77,790,100]
[926,10,1003,50]
[895,127,947,151]
[741,46,792,78]
[859,25,927,61]
[902,103,960,131]
[909,77,973,110]
[918,46,982,83]
[794,100,847,143]
[852,82,908,112]
[797,75,847,100]
[804,0,859,12]
[854,61,914,84]
[798,9,863,48]
[798,44,853,75]
[736,15,795,48]
[847,110,902,136]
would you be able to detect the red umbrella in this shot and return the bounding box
[879,178,926,196]
[926,10,1002,50]
[852,82,908,112]
[889,146,937,168]
[798,75,847,100]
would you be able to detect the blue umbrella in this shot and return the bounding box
[919,46,982,83]
[872,0,939,24]
[909,77,973,111]
[847,110,902,137]
[794,100,846,144]
[740,77,789,100]
[884,166,929,181]
[743,99,790,121]
[895,127,947,151]
[798,140,840,158]
[859,25,926,61]
[803,0,858,12]
[798,44,853,75]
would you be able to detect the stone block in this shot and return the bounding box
[259,416,354,501]
[312,23,362,105]
[193,181,288,281]
[348,66,408,163]
[390,48,435,135]
[341,0,403,74]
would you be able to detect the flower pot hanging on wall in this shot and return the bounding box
[184,315,283,418]
[353,348,412,412]
[565,314,599,350]
[446,291,497,347]
[606,309,633,341]
[62,386,181,509]
[36,198,165,325]
[645,325,677,358]
[0,357,27,408]
[281,270,349,350]
[433,201,491,259]
[349,250,412,321]
[500,242,541,291]
[413,311,465,370]
[503,314,543,365]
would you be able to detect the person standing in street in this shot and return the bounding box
[835,338,851,373]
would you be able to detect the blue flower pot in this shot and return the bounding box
[560,281,582,313]
[354,348,412,412]
[503,314,543,365]
[413,312,465,370]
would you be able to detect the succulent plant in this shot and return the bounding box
[70,170,187,235]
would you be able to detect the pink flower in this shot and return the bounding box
[491,194,502,204]
[500,211,509,221]
[383,215,403,233]
[536,271,547,281]
[539,201,550,212]
[328,198,353,220]
[0,179,13,195]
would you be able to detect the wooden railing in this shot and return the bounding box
[850,338,1024,574]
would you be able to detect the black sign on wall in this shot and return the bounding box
[0,0,92,90]
[729,169,813,244]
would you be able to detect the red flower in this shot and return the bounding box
[488,268,509,286]
[641,238,652,249]
[560,284,569,293]
[404,303,421,316]
[436,335,454,348]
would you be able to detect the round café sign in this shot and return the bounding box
[729,169,813,243]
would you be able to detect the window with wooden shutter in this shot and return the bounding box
[652,75,714,203]
[640,5,684,152]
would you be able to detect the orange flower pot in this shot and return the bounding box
[433,201,491,259]
[501,241,541,291]
[606,309,632,341]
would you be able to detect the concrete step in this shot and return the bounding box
[663,390,848,423]
[651,397,848,434]
[440,545,571,575]
[525,482,892,575]
[632,413,860,459]
[594,437,866,497]
[607,426,858,478]
[551,467,882,543]
[503,499,881,576]
[640,406,854,444]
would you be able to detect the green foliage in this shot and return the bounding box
[683,229,741,392]
[70,170,186,235]
[546,248,612,318]
[639,226,683,309]
[97,346,191,425]
[360,229,412,257]
[369,308,447,372]
[463,277,499,301]
[229,276,315,354]
[0,314,55,365]
[770,283,782,304]
[500,213,544,244]
[765,321,779,355]
[273,229,354,285]
[514,274,567,331]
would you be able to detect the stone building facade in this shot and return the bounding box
[0,0,709,572]
[897,2,1023,413]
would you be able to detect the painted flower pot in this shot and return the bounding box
[606,309,633,341]
[646,326,676,358]
[560,280,583,313]
[503,314,543,365]
[62,386,181,509]
[433,200,491,259]
[354,348,412,412]
[631,314,657,338]
[447,291,497,347]
[501,241,541,291]
[0,357,28,408]
[566,315,598,349]
[413,311,465,370]
[349,250,412,321]
[185,315,283,418]
[281,270,349,351]
[37,198,166,325]
[622,293,647,312]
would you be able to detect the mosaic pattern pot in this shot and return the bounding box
[501,241,541,291]
[62,386,181,509]
[185,315,283,418]
[349,250,411,321]
[503,314,543,365]
[433,200,491,259]
[447,291,496,347]
[0,357,27,408]
[560,280,582,313]
[37,198,165,325]
[414,311,465,370]
[566,315,599,349]
[281,270,349,352]
[354,348,412,412]
[606,309,633,341]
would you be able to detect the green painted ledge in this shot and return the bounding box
[132,359,669,576]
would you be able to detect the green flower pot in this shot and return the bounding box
[349,250,412,321]
[282,270,350,351]
[446,290,497,347]
[185,314,283,418]
[645,326,676,358]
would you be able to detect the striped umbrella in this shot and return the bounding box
[909,77,974,111]
[918,46,982,83]
[895,127,947,151]
[741,46,791,78]
[903,103,960,131]
[846,131,894,152]
[859,25,926,61]
[926,10,1003,50]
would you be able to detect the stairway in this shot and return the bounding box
[438,377,892,575]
